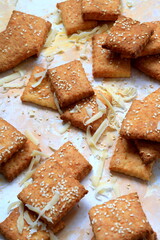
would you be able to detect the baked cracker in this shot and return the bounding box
[133,55,160,81]
[0,118,27,165]
[82,0,121,21]
[61,89,112,133]
[135,139,160,164]
[32,141,92,181]
[48,60,94,108]
[109,136,153,181]
[0,11,51,73]
[120,89,160,142]
[18,161,88,229]
[0,207,65,240]
[92,33,131,78]
[57,0,97,35]
[0,140,39,182]
[138,21,160,57]
[89,192,156,240]
[102,15,154,58]
[21,66,57,110]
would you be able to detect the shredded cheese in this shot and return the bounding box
[25,130,39,145]
[85,106,93,117]
[85,111,103,125]
[54,93,63,114]
[92,119,108,144]
[44,29,58,48]
[94,182,113,200]
[117,87,137,102]
[32,69,47,88]
[3,81,25,89]
[96,98,106,113]
[0,72,21,87]
[20,155,41,186]
[26,191,60,226]
[31,150,49,158]
[17,203,24,234]
[23,210,34,226]
[7,201,21,213]
[58,122,71,134]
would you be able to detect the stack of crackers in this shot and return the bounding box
[110,88,160,181]
[0,118,39,182]
[0,141,92,239]
[93,15,160,80]
[21,60,113,133]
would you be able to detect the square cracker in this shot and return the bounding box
[21,66,57,110]
[102,15,153,58]
[89,192,156,240]
[120,89,160,142]
[0,118,27,165]
[134,139,160,164]
[18,161,88,229]
[32,141,92,181]
[133,55,160,81]
[109,136,153,181]
[0,140,39,182]
[48,60,94,108]
[61,89,112,133]
[92,33,131,78]
[57,0,97,35]
[0,11,51,73]
[0,207,65,240]
[138,21,160,57]
[82,0,121,21]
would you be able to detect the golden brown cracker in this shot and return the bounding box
[48,60,94,108]
[18,161,88,229]
[0,118,27,165]
[0,207,64,240]
[82,0,121,21]
[21,66,57,110]
[32,141,92,181]
[102,15,153,58]
[109,137,153,181]
[92,33,131,78]
[0,140,39,182]
[57,0,97,35]
[61,89,111,133]
[120,89,160,142]
[0,10,51,73]
[139,21,160,57]
[89,192,155,240]
[133,54,160,81]
[135,139,160,164]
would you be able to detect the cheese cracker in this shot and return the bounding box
[18,162,88,229]
[32,141,92,181]
[48,60,94,108]
[120,89,160,142]
[89,192,156,240]
[102,15,153,58]
[57,0,97,35]
[82,0,121,21]
[135,140,160,164]
[21,66,57,110]
[109,137,153,181]
[133,55,160,81]
[139,21,160,57]
[0,118,27,165]
[61,89,112,133]
[0,11,51,73]
[92,33,131,78]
